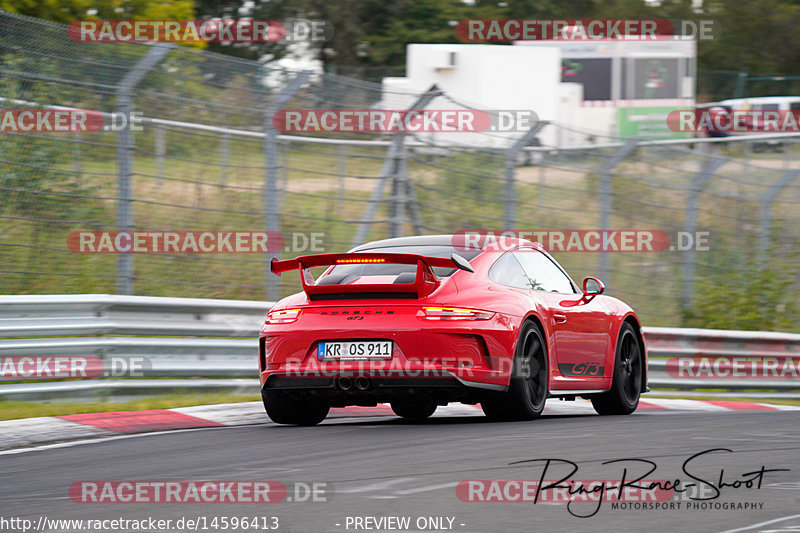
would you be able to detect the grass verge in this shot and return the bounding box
[2,391,798,422]
[0,392,259,421]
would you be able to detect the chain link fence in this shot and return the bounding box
[2,10,799,331]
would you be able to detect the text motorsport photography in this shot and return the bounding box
[458,449,783,518]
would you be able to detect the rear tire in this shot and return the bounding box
[391,401,437,420]
[591,322,643,415]
[262,390,329,426]
[482,321,548,421]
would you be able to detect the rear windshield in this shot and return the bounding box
[317,245,481,285]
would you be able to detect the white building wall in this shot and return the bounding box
[382,44,561,147]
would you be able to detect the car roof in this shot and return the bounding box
[350,234,540,253]
[351,234,469,252]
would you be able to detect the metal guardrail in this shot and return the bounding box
[1,295,798,399]
[645,326,800,392]
[0,295,267,398]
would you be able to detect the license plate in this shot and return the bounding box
[317,341,393,360]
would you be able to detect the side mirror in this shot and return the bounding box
[583,277,604,296]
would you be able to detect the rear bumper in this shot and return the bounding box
[261,370,506,407]
[263,369,506,391]
[259,304,518,395]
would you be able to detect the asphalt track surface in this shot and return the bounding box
[1,406,799,533]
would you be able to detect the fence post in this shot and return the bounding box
[352,84,441,247]
[280,139,289,199]
[503,121,548,229]
[388,144,410,238]
[352,129,401,246]
[597,139,638,289]
[263,70,312,301]
[681,155,727,312]
[758,169,799,266]
[402,153,424,236]
[220,132,230,186]
[337,144,346,210]
[115,43,172,295]
[72,131,82,176]
[733,71,748,98]
[154,123,165,184]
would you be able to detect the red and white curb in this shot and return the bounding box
[0,398,797,452]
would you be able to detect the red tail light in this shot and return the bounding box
[418,306,494,321]
[335,257,386,264]
[265,308,301,324]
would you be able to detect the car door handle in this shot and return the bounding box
[554,313,567,323]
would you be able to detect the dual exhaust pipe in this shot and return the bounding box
[336,376,370,391]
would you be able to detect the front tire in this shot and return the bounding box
[482,321,548,421]
[262,390,329,426]
[591,322,643,415]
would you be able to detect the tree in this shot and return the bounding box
[6,0,800,94]
[1,0,195,23]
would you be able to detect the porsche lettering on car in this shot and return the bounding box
[259,235,647,425]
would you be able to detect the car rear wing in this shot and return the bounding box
[270,252,474,299]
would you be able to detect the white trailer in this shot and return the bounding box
[382,38,696,148]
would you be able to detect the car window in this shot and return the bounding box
[513,250,575,293]
[488,252,531,290]
[319,245,481,284]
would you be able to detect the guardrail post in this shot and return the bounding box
[758,169,800,267]
[263,70,312,301]
[681,156,728,312]
[115,43,173,295]
[352,85,441,246]
[503,121,548,229]
[597,139,638,289]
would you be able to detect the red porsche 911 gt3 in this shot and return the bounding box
[259,235,647,425]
